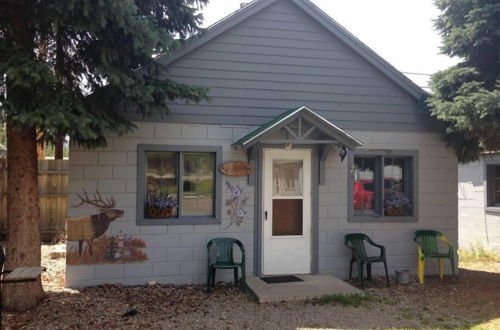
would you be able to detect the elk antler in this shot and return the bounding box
[72,189,117,209]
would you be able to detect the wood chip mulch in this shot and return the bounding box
[1,245,500,329]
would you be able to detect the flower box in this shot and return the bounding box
[147,206,173,219]
[385,207,406,217]
[384,191,411,217]
[146,192,178,219]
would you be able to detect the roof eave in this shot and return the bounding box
[232,106,363,150]
[156,0,278,68]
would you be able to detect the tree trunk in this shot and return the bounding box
[54,135,64,159]
[2,123,44,311]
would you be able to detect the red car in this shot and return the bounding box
[354,180,375,211]
[354,178,401,211]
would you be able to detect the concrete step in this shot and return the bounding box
[246,274,362,303]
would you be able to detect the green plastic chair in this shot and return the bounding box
[414,230,456,284]
[344,233,389,287]
[206,238,245,292]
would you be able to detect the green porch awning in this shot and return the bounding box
[232,106,363,150]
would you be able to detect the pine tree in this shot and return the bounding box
[428,0,500,163]
[105,236,118,262]
[0,0,208,310]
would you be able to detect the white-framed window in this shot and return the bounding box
[349,150,417,221]
[137,145,222,225]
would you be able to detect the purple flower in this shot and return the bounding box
[147,192,178,208]
[226,181,243,199]
[384,191,412,209]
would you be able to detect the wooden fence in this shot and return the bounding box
[0,159,69,236]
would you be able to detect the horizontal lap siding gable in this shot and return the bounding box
[125,0,438,132]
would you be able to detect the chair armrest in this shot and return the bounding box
[437,235,452,247]
[206,242,214,266]
[379,245,386,257]
[366,238,386,257]
[375,243,386,257]
[367,239,383,249]
[344,241,356,253]
[235,240,246,264]
[413,237,424,250]
[437,235,454,256]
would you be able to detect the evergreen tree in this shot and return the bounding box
[105,236,118,262]
[0,0,208,310]
[428,0,500,163]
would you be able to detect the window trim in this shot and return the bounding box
[348,149,418,223]
[485,157,500,212]
[137,144,222,225]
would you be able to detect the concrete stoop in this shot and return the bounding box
[246,274,362,303]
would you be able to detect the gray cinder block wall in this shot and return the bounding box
[319,131,458,278]
[66,123,458,287]
[66,123,255,287]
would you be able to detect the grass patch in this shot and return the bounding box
[309,293,368,307]
[459,244,500,263]
[374,295,400,306]
[399,307,415,320]
[308,292,399,308]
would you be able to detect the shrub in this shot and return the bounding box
[459,243,500,263]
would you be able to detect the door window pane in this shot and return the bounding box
[145,152,178,218]
[353,157,376,214]
[384,157,412,216]
[183,153,215,216]
[272,199,303,236]
[273,160,303,196]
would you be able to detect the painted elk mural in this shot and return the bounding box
[66,190,124,256]
[66,190,148,265]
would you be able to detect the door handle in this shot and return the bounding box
[265,211,268,220]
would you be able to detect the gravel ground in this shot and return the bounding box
[2,244,500,329]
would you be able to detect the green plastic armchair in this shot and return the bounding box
[206,238,245,293]
[414,230,456,284]
[344,233,389,287]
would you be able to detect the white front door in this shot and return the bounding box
[262,148,312,275]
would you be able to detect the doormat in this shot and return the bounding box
[260,275,303,284]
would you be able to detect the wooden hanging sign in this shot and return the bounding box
[219,161,255,177]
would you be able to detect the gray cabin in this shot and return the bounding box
[66,0,458,287]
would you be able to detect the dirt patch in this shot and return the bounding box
[2,245,500,329]
[40,243,67,292]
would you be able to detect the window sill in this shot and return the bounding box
[137,216,221,226]
[348,215,417,223]
[485,207,500,214]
